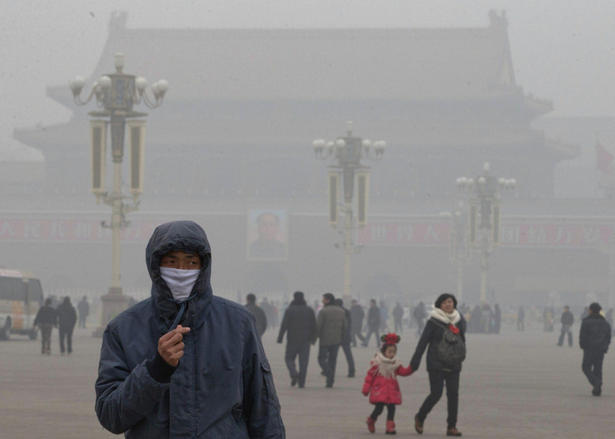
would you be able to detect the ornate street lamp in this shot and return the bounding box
[456,162,516,303]
[69,53,168,334]
[441,201,471,304]
[313,122,386,300]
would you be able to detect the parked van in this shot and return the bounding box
[0,269,44,340]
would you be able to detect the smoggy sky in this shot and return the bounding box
[2,0,615,160]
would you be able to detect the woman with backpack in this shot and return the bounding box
[410,293,466,437]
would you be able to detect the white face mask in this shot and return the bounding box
[160,267,200,302]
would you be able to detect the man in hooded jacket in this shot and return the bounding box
[95,221,285,438]
[579,302,611,396]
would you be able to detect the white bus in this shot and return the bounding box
[0,269,44,340]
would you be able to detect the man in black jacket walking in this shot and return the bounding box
[579,302,611,396]
[557,305,574,347]
[277,291,316,388]
[57,296,77,355]
[34,298,58,355]
[362,299,381,348]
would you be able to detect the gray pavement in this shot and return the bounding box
[1,324,613,438]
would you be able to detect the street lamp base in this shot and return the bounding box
[92,287,130,337]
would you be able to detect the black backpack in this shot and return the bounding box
[433,319,466,368]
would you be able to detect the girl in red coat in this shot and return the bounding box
[362,333,413,434]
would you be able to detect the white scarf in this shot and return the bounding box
[430,307,461,325]
[160,267,200,302]
[370,352,402,378]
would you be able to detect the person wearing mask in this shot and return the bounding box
[362,299,381,348]
[557,305,574,347]
[579,302,612,396]
[410,293,466,437]
[57,296,77,355]
[33,298,58,355]
[316,293,347,388]
[245,293,268,337]
[95,220,285,437]
[277,291,317,388]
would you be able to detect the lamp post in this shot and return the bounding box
[313,122,386,301]
[69,53,168,333]
[441,201,470,304]
[456,162,516,303]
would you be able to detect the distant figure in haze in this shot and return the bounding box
[579,302,611,396]
[363,299,381,348]
[248,212,286,259]
[34,298,58,355]
[277,291,317,388]
[557,305,574,347]
[517,306,525,331]
[413,301,427,336]
[316,293,347,388]
[392,302,404,333]
[379,300,389,332]
[493,304,502,334]
[350,299,366,347]
[335,298,355,378]
[57,296,77,355]
[77,295,89,328]
[245,293,267,337]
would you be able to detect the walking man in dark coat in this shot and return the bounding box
[77,295,89,328]
[317,293,347,388]
[579,302,611,396]
[362,299,381,347]
[245,293,268,337]
[334,298,355,378]
[95,221,284,437]
[558,305,574,347]
[350,299,366,347]
[57,296,77,355]
[277,291,316,388]
[34,298,58,355]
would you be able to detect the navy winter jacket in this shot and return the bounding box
[95,221,285,438]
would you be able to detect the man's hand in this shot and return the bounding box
[158,325,190,367]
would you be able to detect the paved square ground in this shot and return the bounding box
[1,323,613,438]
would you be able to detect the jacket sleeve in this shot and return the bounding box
[579,320,587,350]
[95,326,169,434]
[362,365,378,394]
[396,364,413,377]
[605,321,612,353]
[316,310,324,340]
[310,309,318,343]
[242,317,286,438]
[277,310,288,343]
[410,320,433,371]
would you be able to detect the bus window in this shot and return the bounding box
[0,277,27,301]
[26,279,44,305]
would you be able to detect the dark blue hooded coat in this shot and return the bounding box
[95,221,285,438]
